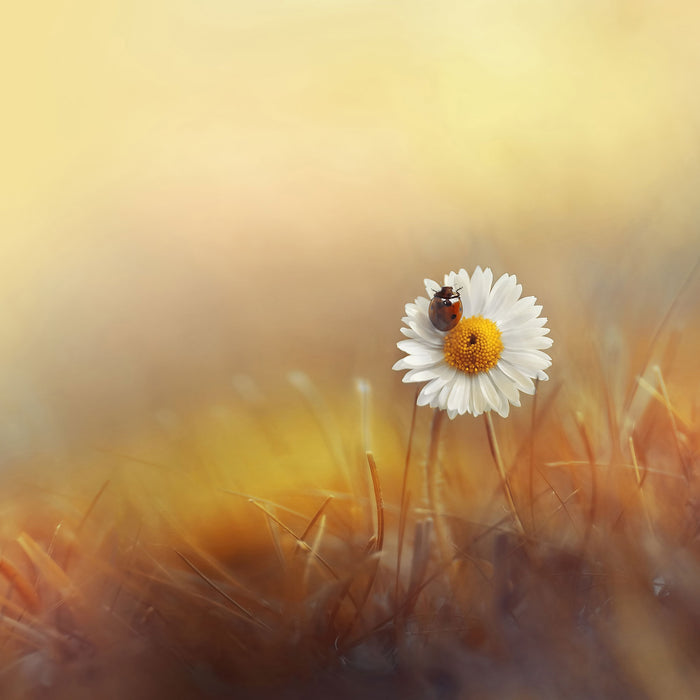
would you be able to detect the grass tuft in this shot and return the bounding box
[0,325,698,699]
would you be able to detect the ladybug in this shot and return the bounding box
[428,286,463,331]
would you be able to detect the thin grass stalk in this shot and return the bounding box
[629,436,654,536]
[366,452,384,552]
[576,411,597,543]
[528,379,538,531]
[426,408,452,562]
[395,388,419,606]
[654,365,691,483]
[484,412,525,535]
[174,551,270,630]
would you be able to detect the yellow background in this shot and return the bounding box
[1,1,699,463]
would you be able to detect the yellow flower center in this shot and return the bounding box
[443,316,503,374]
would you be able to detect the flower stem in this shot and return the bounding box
[426,408,451,561]
[484,412,525,535]
[395,388,419,606]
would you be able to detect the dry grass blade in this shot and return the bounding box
[302,514,327,594]
[174,551,270,630]
[366,452,384,552]
[0,559,41,615]
[300,495,334,542]
[636,376,689,428]
[396,389,419,604]
[425,409,454,564]
[0,615,49,649]
[575,411,598,538]
[622,255,700,419]
[336,553,381,647]
[484,412,526,536]
[0,244,697,698]
[406,519,433,614]
[544,461,685,479]
[653,365,691,483]
[628,436,654,534]
[61,480,111,573]
[17,533,77,602]
[224,491,312,521]
[248,499,342,584]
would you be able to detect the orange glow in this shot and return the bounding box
[0,4,699,695]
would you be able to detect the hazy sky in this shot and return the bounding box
[2,1,699,456]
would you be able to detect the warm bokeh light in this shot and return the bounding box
[2,1,699,463]
[0,4,699,695]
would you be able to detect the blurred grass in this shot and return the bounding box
[1,1,699,465]
[0,2,699,696]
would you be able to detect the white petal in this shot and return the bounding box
[402,367,444,383]
[456,268,473,316]
[500,348,552,373]
[424,278,440,297]
[490,377,512,417]
[418,365,456,390]
[501,314,549,331]
[457,374,472,415]
[471,374,488,415]
[483,274,521,321]
[435,381,452,409]
[397,352,446,369]
[405,296,430,318]
[497,358,536,394]
[479,372,503,413]
[447,378,465,413]
[470,266,493,316]
[486,369,512,417]
[500,298,540,325]
[397,339,439,355]
[500,326,551,341]
[393,352,442,371]
[528,336,553,350]
[406,319,445,345]
[416,388,434,406]
[417,374,449,405]
[423,384,439,408]
[494,401,510,418]
[467,376,479,415]
[489,366,521,405]
[455,269,470,285]
[501,330,553,351]
[403,303,417,318]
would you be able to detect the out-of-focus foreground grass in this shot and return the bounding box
[0,1,699,697]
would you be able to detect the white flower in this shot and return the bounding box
[393,266,552,419]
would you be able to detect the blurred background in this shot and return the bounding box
[1,0,699,471]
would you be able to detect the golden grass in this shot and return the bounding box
[0,304,698,699]
[3,2,700,696]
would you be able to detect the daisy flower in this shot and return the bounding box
[393,267,552,419]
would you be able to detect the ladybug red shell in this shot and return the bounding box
[428,286,463,331]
